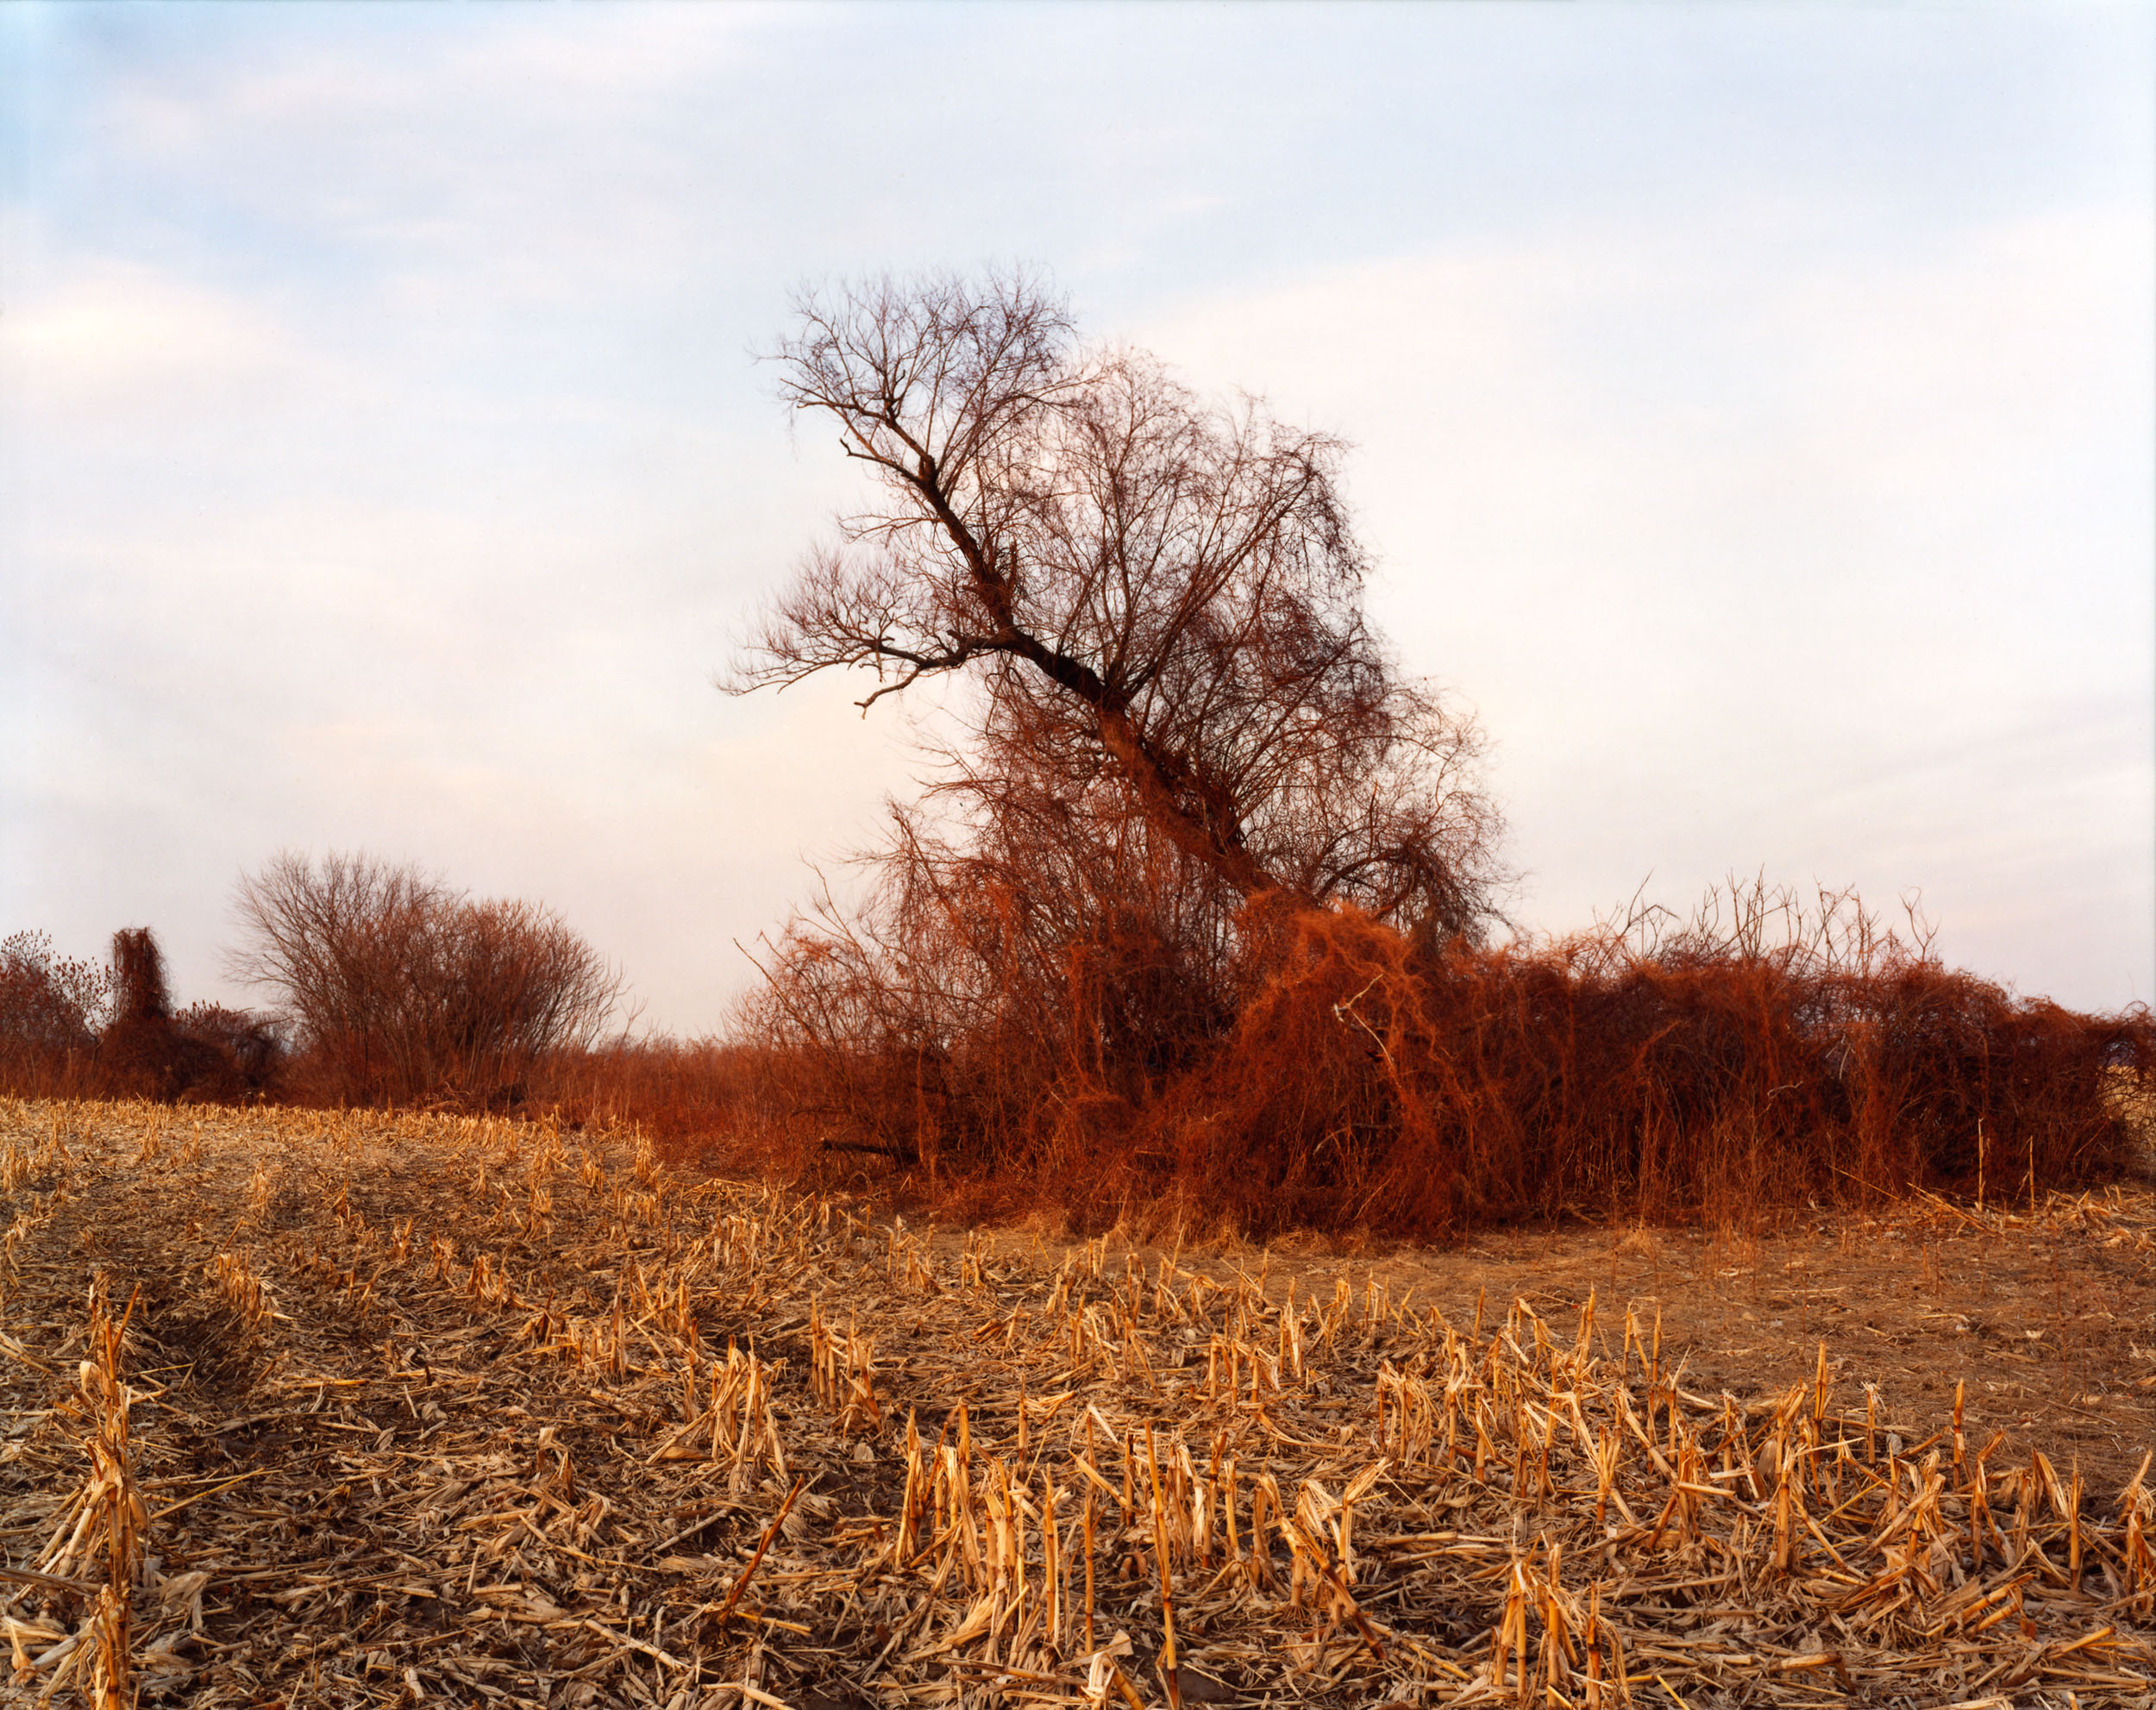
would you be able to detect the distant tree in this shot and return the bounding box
[229,851,627,1108]
[737,269,1503,944]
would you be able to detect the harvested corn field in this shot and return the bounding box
[3,1101,2153,1708]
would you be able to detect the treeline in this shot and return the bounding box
[8,271,2148,1236]
[1,852,627,1112]
[4,868,2147,1237]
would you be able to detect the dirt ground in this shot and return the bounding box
[1208,1196,2154,1489]
[931,1189,2156,1493]
[4,1099,2153,1709]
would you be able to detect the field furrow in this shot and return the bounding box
[2,1099,2152,1708]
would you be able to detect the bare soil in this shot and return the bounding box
[1174,1195,2156,1491]
[3,1100,2153,1709]
[912,1175,2156,1490]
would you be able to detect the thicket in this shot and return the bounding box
[229,851,627,1109]
[734,872,2151,1237]
[718,269,2153,1236]
[0,927,279,1102]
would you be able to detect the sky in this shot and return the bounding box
[3,3,2151,1032]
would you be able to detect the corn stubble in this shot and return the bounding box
[0,1100,2150,1708]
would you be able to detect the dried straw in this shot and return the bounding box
[0,1097,2150,1707]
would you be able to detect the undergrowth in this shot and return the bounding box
[9,886,2147,1243]
[721,880,2154,1242]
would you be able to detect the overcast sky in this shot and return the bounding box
[3,3,2151,1031]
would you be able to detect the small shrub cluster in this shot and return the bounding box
[0,927,280,1103]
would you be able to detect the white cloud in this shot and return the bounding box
[7,263,292,400]
[3,3,2147,1025]
[103,8,774,148]
[1135,200,2153,1005]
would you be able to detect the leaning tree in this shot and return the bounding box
[736,268,1502,943]
[731,272,1505,1185]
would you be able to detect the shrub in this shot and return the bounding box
[0,930,111,1095]
[230,851,628,1109]
[740,879,2153,1237]
[172,1003,286,1099]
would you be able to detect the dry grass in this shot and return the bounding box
[3,1100,2152,1708]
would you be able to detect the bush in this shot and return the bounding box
[171,1003,285,1098]
[0,930,111,1096]
[230,851,628,1109]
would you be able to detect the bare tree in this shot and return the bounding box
[736,270,1503,943]
[229,851,627,1107]
[731,273,1506,1183]
[727,275,2153,1237]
